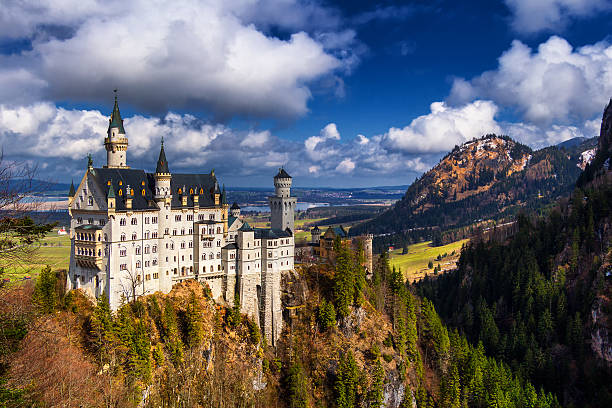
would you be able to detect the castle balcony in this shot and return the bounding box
[75,253,103,269]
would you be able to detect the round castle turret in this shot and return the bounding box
[269,168,296,233]
[311,225,321,244]
[230,202,241,218]
[104,93,129,168]
[274,168,292,197]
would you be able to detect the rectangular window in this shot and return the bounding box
[153,273,159,279]
[187,214,193,221]
[145,217,149,224]
[152,217,158,224]
[88,218,93,224]
[120,264,127,270]
[120,249,127,257]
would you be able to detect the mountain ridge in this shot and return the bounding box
[351,134,597,240]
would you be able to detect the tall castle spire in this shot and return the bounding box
[108,91,126,134]
[156,137,170,174]
[104,90,129,168]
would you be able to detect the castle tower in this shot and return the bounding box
[104,93,129,168]
[269,168,297,233]
[230,202,241,218]
[154,140,173,292]
[311,225,321,244]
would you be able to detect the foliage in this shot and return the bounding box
[317,298,337,331]
[417,183,612,406]
[285,358,308,408]
[335,351,360,408]
[32,265,58,313]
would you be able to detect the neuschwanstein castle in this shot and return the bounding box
[67,96,294,344]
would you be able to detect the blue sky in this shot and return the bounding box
[1,0,611,188]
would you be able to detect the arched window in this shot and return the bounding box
[132,233,137,240]
[136,260,141,269]
[135,246,141,255]
[202,253,206,260]
[120,233,126,242]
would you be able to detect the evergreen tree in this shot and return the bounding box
[367,359,385,408]
[333,242,355,318]
[335,351,359,408]
[317,299,337,331]
[286,359,308,408]
[33,266,57,313]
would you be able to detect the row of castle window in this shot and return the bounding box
[77,232,99,241]
[118,216,159,226]
[200,252,221,260]
[76,217,106,226]
[201,265,222,273]
[120,245,157,256]
[76,247,101,256]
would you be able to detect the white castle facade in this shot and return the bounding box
[67,96,294,344]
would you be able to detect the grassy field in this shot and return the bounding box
[2,231,71,283]
[244,215,331,242]
[389,239,469,283]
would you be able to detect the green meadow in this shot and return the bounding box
[2,231,71,283]
[389,239,469,283]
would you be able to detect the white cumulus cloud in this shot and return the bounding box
[383,100,501,153]
[449,36,612,126]
[504,0,612,34]
[0,0,353,119]
[335,158,355,174]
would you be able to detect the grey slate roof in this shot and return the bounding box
[76,224,103,231]
[238,222,253,231]
[89,168,218,211]
[223,243,238,250]
[68,180,75,198]
[108,96,126,134]
[231,202,240,209]
[274,168,291,179]
[254,228,292,239]
[156,142,170,174]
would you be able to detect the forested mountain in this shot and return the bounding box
[0,245,558,407]
[416,102,612,407]
[351,134,597,240]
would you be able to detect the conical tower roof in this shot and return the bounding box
[68,180,75,198]
[108,93,126,134]
[107,180,116,198]
[156,138,170,174]
[274,167,291,179]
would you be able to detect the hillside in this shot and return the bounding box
[0,252,558,407]
[351,134,596,240]
[416,103,612,406]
